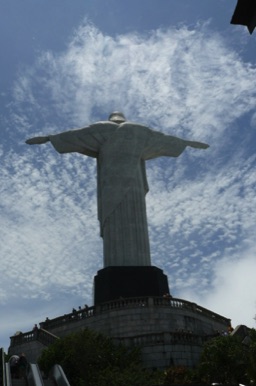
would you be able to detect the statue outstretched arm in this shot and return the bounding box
[144,129,209,160]
[184,140,209,149]
[26,125,105,157]
[26,136,50,145]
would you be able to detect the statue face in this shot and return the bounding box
[111,119,125,124]
[108,112,126,123]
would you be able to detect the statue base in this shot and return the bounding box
[94,266,170,305]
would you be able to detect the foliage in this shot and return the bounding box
[163,365,203,385]
[39,326,256,385]
[198,334,248,385]
[163,329,256,385]
[246,328,256,383]
[38,328,163,386]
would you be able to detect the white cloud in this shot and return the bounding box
[178,246,256,329]
[12,22,256,141]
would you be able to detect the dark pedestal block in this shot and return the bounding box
[94,266,170,305]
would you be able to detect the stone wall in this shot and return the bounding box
[10,340,46,363]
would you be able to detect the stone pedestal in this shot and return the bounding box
[94,266,170,305]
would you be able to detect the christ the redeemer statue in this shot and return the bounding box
[26,112,209,268]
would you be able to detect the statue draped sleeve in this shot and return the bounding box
[48,122,118,157]
[142,129,188,160]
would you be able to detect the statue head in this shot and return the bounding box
[108,112,126,123]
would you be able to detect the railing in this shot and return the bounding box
[3,359,70,386]
[10,328,59,348]
[1,348,6,386]
[49,364,71,386]
[39,297,230,329]
[4,362,11,386]
[27,363,44,386]
[99,296,149,311]
[39,306,95,330]
[37,328,59,346]
[154,297,231,324]
[9,297,231,348]
[113,329,221,348]
[98,297,230,325]
[113,330,203,347]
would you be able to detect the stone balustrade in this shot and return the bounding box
[10,296,230,348]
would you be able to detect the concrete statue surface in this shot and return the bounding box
[26,112,209,268]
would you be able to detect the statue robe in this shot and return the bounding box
[49,121,187,267]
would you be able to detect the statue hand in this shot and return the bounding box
[26,136,50,145]
[186,141,209,149]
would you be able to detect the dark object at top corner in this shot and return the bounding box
[230,0,256,34]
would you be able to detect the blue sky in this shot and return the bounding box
[1,0,256,351]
